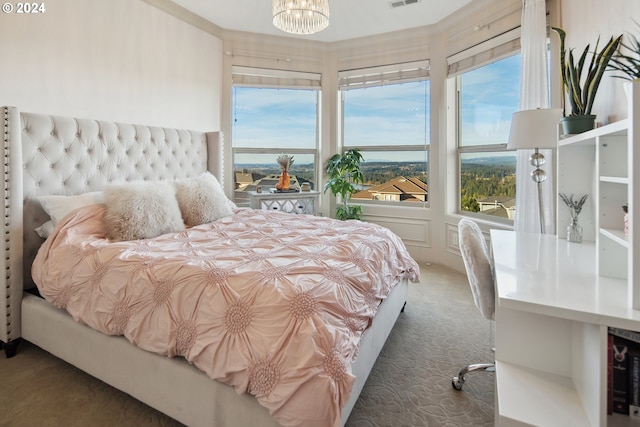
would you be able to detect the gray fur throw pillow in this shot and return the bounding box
[175,172,233,226]
[103,180,184,241]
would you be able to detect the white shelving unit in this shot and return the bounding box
[558,117,630,283]
[492,80,640,427]
[557,81,638,304]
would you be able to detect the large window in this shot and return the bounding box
[232,67,320,206]
[449,31,520,220]
[340,61,430,205]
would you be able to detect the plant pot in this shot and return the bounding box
[560,115,596,135]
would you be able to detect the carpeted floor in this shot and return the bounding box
[0,263,494,427]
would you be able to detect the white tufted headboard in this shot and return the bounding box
[1,106,224,345]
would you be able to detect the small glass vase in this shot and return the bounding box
[567,217,583,243]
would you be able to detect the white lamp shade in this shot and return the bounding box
[507,108,563,150]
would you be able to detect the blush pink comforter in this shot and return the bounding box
[32,205,420,427]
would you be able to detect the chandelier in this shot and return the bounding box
[272,0,330,35]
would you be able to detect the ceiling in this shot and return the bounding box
[170,0,475,43]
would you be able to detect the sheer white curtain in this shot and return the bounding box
[515,0,554,233]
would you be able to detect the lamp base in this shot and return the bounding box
[531,148,546,234]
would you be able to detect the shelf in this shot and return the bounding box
[496,361,591,427]
[600,228,629,247]
[558,119,629,147]
[600,176,629,185]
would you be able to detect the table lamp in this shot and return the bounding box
[507,108,563,233]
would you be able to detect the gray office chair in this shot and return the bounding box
[452,218,495,390]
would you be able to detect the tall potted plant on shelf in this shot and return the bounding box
[323,148,364,220]
[552,27,622,135]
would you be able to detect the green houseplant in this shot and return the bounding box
[552,27,622,134]
[323,148,364,220]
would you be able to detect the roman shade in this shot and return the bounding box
[232,66,321,89]
[338,60,430,90]
[447,28,521,76]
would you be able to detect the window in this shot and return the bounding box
[232,67,320,206]
[340,61,430,205]
[449,30,520,220]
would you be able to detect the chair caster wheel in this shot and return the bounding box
[452,376,464,390]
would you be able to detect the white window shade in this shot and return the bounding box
[447,28,521,76]
[232,66,321,89]
[338,60,430,90]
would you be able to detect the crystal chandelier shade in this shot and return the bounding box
[272,0,330,35]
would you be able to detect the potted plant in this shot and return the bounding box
[323,148,364,220]
[552,27,622,135]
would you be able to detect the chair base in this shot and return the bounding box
[451,362,495,390]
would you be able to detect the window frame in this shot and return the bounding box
[449,30,521,223]
[231,68,322,204]
[339,61,431,208]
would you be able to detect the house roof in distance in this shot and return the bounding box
[352,176,427,201]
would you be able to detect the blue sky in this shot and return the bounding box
[460,54,521,147]
[343,81,429,147]
[233,87,317,150]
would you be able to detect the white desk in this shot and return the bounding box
[491,229,640,427]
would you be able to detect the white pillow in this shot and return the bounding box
[175,172,233,226]
[36,191,104,238]
[103,181,184,241]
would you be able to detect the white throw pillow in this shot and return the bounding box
[36,191,104,238]
[103,181,184,241]
[175,172,233,226]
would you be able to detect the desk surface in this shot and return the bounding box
[490,229,640,330]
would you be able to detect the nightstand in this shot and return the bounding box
[248,190,320,215]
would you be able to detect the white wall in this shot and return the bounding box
[0,0,222,131]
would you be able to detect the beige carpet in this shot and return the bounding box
[0,263,494,427]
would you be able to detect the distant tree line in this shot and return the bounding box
[360,162,427,185]
[461,163,516,212]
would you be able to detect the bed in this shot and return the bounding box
[0,106,420,427]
